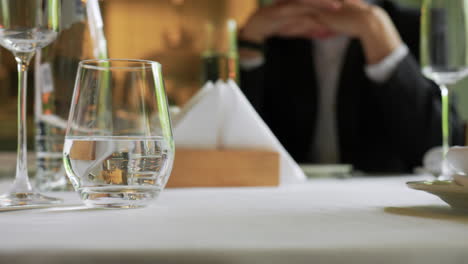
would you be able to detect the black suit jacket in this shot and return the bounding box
[240,0,465,173]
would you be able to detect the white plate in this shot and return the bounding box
[407,180,468,211]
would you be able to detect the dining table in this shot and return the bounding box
[1,169,468,264]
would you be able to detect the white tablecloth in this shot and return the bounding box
[1,175,468,264]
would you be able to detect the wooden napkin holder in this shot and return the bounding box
[166,148,280,188]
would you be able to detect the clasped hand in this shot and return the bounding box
[240,0,402,64]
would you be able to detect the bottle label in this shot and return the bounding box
[75,0,85,17]
[39,63,54,94]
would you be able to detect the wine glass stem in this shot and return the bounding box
[440,84,450,176]
[13,53,34,193]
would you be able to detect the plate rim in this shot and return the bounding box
[406,180,468,194]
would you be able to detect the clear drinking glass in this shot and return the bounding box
[0,0,62,206]
[420,0,468,180]
[63,59,175,208]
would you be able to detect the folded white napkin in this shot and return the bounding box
[173,80,306,185]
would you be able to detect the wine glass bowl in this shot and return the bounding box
[0,0,61,206]
[63,59,175,209]
[420,0,468,179]
[0,29,57,53]
[0,0,59,60]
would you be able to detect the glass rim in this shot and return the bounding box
[79,59,161,70]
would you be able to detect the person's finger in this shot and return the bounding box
[345,0,365,5]
[269,2,321,19]
[315,0,370,23]
[310,31,337,39]
[240,1,338,43]
[289,0,344,10]
[343,0,371,10]
[276,16,331,38]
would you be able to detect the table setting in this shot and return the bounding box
[2,174,468,264]
[1,0,468,263]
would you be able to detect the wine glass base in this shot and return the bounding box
[437,174,453,181]
[0,192,62,207]
[437,159,453,181]
[80,187,160,209]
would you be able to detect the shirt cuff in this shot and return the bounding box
[239,55,265,71]
[364,44,409,83]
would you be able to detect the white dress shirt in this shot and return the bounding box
[240,36,409,163]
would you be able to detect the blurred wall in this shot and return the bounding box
[102,0,257,106]
[0,0,257,151]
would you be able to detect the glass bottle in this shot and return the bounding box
[34,0,108,191]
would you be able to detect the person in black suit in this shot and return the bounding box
[239,0,465,173]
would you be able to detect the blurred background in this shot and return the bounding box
[0,0,467,151]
